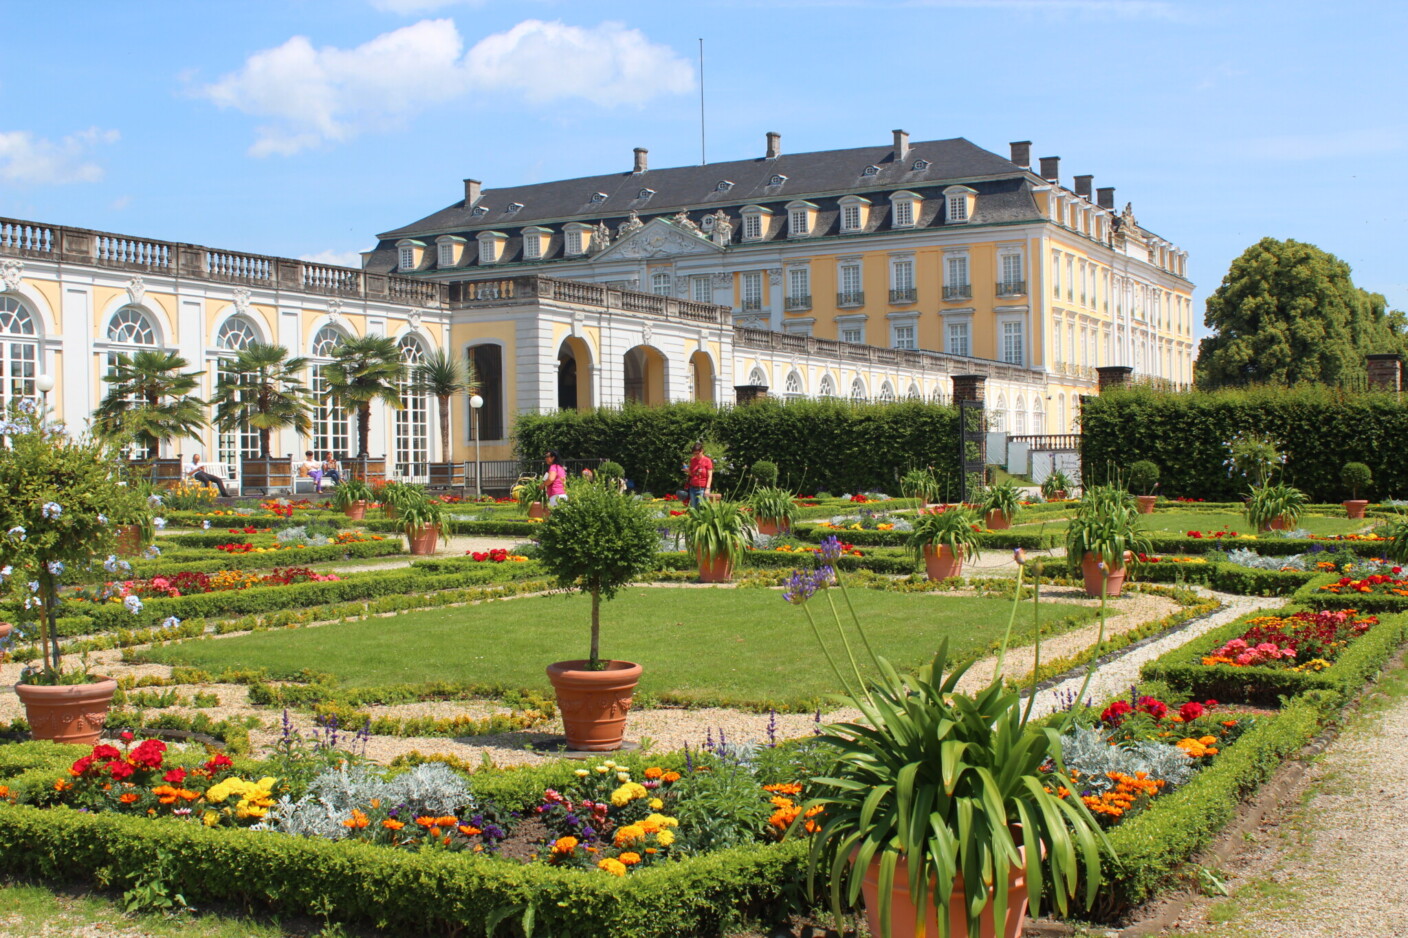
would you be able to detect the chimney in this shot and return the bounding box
[1096,186,1116,210]
[1039,156,1060,184]
[1074,174,1093,199]
[1009,141,1031,168]
[463,178,481,208]
[893,129,910,162]
[633,147,648,174]
[765,131,781,159]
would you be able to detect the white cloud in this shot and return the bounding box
[200,19,694,157]
[300,248,369,269]
[0,127,119,185]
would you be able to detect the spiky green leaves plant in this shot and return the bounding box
[321,335,405,457]
[682,499,755,566]
[94,349,206,459]
[413,348,478,462]
[210,342,314,459]
[905,506,982,563]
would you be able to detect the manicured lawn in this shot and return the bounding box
[140,586,1099,709]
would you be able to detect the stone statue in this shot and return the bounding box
[617,210,644,238]
[591,221,611,252]
[710,210,733,247]
[673,210,701,234]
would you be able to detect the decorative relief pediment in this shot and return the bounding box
[596,218,723,261]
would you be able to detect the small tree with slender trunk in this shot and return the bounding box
[94,350,206,459]
[321,335,405,458]
[413,348,478,461]
[210,342,315,459]
[535,481,659,667]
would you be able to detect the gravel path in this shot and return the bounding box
[1160,659,1408,937]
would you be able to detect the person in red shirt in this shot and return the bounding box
[686,443,713,508]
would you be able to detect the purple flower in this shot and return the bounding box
[782,569,817,605]
[1013,547,1026,566]
[813,565,836,589]
[819,535,843,564]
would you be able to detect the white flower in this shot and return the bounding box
[148,494,164,507]
[152,517,167,530]
[97,514,108,525]
[616,771,631,782]
[202,520,211,530]
[124,595,143,614]
[46,561,64,576]
[160,616,181,630]
[7,526,25,540]
[40,502,62,519]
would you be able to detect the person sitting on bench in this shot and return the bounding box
[301,451,324,493]
[184,454,230,498]
[321,453,342,488]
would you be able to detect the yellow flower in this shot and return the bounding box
[610,782,648,806]
[656,829,675,847]
[574,768,589,777]
[648,798,664,810]
[202,811,220,827]
[597,858,627,876]
[614,824,645,846]
[644,813,678,829]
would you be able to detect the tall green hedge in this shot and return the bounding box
[513,399,960,496]
[1080,386,1408,501]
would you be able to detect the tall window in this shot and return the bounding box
[999,253,1023,291]
[1053,322,1062,363]
[215,316,261,471]
[945,256,969,295]
[438,242,456,268]
[310,326,349,459]
[743,213,763,240]
[468,344,504,441]
[1066,256,1074,301]
[788,208,810,237]
[1001,321,1024,365]
[1079,260,1087,305]
[691,276,712,303]
[892,324,916,350]
[395,335,429,480]
[565,229,583,256]
[478,239,498,264]
[787,267,810,304]
[1052,252,1061,297]
[946,321,970,357]
[890,258,914,299]
[838,264,862,303]
[892,199,915,228]
[947,194,968,222]
[841,204,861,231]
[398,245,415,269]
[850,378,866,402]
[878,381,896,403]
[650,271,672,296]
[0,297,38,410]
[105,306,161,457]
[741,272,763,311]
[523,233,542,260]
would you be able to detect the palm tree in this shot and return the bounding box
[94,349,206,459]
[321,334,405,458]
[210,343,315,459]
[413,348,479,461]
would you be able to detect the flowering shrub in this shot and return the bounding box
[85,566,343,600]
[1201,610,1377,668]
[1136,554,1207,565]
[1319,574,1408,597]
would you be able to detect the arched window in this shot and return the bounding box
[107,307,158,346]
[309,326,349,460]
[215,316,263,471]
[931,385,947,405]
[748,366,768,388]
[992,395,1007,432]
[818,374,836,398]
[878,381,896,403]
[850,378,867,402]
[0,296,38,408]
[906,382,921,400]
[395,335,429,480]
[784,371,804,400]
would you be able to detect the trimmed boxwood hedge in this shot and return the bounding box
[1139,608,1408,706]
[1294,573,1408,613]
[1142,533,1389,558]
[131,539,404,575]
[791,523,1061,551]
[1133,560,1315,596]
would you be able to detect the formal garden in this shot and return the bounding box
[3,387,1408,938]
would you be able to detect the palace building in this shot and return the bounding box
[0,129,1191,489]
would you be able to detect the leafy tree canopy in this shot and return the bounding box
[1197,237,1407,389]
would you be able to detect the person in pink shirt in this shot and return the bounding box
[544,450,568,507]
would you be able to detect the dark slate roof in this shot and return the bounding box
[366,138,1043,273]
[379,137,1026,238]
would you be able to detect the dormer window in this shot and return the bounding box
[838,195,872,233]
[715,180,734,192]
[395,239,426,271]
[889,191,921,229]
[522,227,549,261]
[942,185,977,224]
[911,159,929,171]
[637,188,655,199]
[435,235,466,268]
[769,174,787,186]
[590,192,607,204]
[862,165,880,177]
[505,202,523,215]
[476,231,507,265]
[564,222,592,256]
[740,205,771,242]
[471,206,489,217]
[786,201,817,238]
[700,214,715,230]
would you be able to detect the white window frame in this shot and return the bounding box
[741,206,769,241]
[944,316,971,358]
[891,323,917,350]
[741,271,763,310]
[945,254,970,296]
[786,266,810,302]
[788,208,810,237]
[890,190,920,229]
[999,317,1025,366]
[942,185,975,224]
[564,224,589,257]
[691,276,712,303]
[522,228,544,260]
[838,263,863,304]
[842,204,861,232]
[438,242,456,268]
[836,314,867,346]
[650,271,673,296]
[890,257,914,293]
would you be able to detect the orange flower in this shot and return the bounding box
[552,836,578,854]
[119,792,140,804]
[53,779,72,792]
[643,767,664,780]
[382,819,405,831]
[763,782,803,795]
[618,851,642,866]
[661,771,681,783]
[458,824,482,837]
[343,809,370,829]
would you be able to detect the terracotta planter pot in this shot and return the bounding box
[546,659,643,751]
[755,518,790,536]
[1080,551,1129,598]
[1135,495,1158,514]
[1260,515,1293,533]
[922,544,964,581]
[342,500,367,521]
[696,552,734,583]
[858,848,1030,938]
[0,621,11,644]
[1049,490,1068,501]
[406,524,440,556]
[708,492,723,502]
[528,501,548,520]
[984,509,1012,530]
[115,524,144,557]
[15,676,118,746]
[1344,499,1369,520]
[383,505,399,520]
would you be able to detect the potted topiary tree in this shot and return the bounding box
[980,479,1022,530]
[906,507,982,580]
[0,401,153,744]
[1246,482,1308,532]
[536,481,660,751]
[1065,484,1149,597]
[1341,462,1372,519]
[750,459,779,488]
[683,499,755,582]
[1127,460,1160,513]
[747,486,797,536]
[331,478,373,520]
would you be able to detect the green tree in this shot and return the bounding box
[412,348,478,461]
[1197,237,1407,388]
[535,482,659,667]
[321,335,405,457]
[94,350,206,459]
[210,342,315,459]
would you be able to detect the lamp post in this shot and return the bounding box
[35,374,54,412]
[469,393,484,497]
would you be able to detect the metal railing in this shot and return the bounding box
[836,291,864,307]
[943,284,971,301]
[783,294,811,311]
[996,280,1027,297]
[889,287,916,303]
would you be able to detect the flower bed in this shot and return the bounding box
[465,549,531,563]
[1296,572,1408,613]
[1141,607,1408,705]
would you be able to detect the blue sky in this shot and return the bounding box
[4,0,1406,335]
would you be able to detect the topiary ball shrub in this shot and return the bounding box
[1341,462,1372,501]
[1127,460,1160,496]
[749,459,779,487]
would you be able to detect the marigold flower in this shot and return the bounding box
[618,851,641,866]
[643,767,664,780]
[119,792,140,804]
[597,858,627,876]
[661,771,681,783]
[552,836,579,854]
[614,824,645,846]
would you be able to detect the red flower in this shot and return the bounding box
[107,761,134,781]
[92,744,122,761]
[1100,700,1133,726]
[203,753,233,773]
[1136,696,1168,720]
[129,739,166,769]
[119,730,135,743]
[163,767,187,784]
[69,755,96,777]
[1178,701,1205,722]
